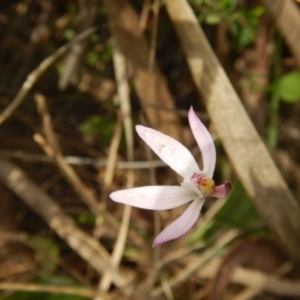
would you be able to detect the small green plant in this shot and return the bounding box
[271,71,300,103]
[189,181,261,245]
[189,0,264,48]
[85,41,113,67]
[80,115,115,145]
[267,70,300,150]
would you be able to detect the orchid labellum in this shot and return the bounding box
[110,107,231,247]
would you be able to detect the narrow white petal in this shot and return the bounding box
[136,125,200,178]
[153,197,204,247]
[188,107,216,177]
[110,186,196,210]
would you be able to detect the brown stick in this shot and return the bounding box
[197,260,300,297]
[34,94,120,230]
[262,0,300,68]
[0,282,94,298]
[0,159,127,287]
[0,27,97,126]
[103,0,182,141]
[163,0,300,261]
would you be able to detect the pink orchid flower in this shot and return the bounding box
[110,107,231,247]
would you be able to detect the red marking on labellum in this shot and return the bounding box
[191,173,216,197]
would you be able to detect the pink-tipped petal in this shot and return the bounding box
[136,125,200,179]
[110,186,197,210]
[152,198,204,247]
[213,181,232,198]
[188,107,216,177]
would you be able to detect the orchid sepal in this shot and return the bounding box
[136,125,201,179]
[110,185,197,210]
[152,197,204,247]
[188,107,216,177]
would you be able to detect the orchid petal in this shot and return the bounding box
[152,198,204,247]
[188,107,216,177]
[110,186,197,210]
[213,181,232,198]
[136,125,200,178]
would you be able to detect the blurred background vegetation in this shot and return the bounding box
[0,0,300,299]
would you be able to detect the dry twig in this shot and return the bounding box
[163,0,300,261]
[0,149,166,169]
[59,0,98,89]
[0,27,97,126]
[151,230,240,297]
[0,159,126,287]
[0,282,95,298]
[198,260,300,297]
[104,0,182,140]
[262,0,300,68]
[98,45,133,293]
[34,94,120,231]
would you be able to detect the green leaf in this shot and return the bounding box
[27,236,60,276]
[189,181,261,245]
[86,51,99,67]
[188,0,204,6]
[248,6,265,19]
[214,181,260,228]
[188,220,214,244]
[272,71,300,102]
[63,29,75,41]
[77,214,96,224]
[80,115,114,142]
[205,13,222,25]
[229,18,255,47]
